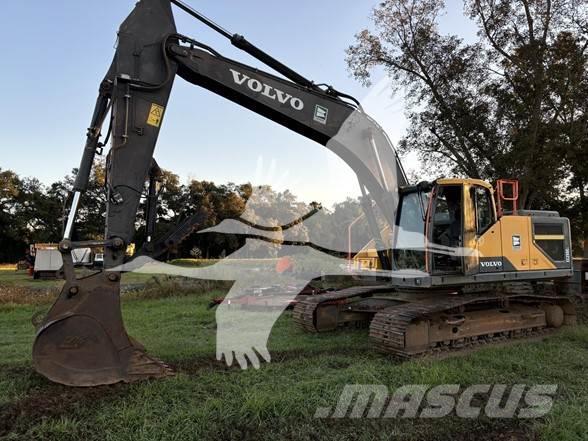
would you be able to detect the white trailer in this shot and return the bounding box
[33,247,93,279]
[33,249,63,280]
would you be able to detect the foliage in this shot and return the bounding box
[346,0,588,253]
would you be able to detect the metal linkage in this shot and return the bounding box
[170,0,232,38]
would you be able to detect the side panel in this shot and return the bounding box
[478,215,570,273]
[477,221,503,272]
[530,217,571,270]
[500,216,531,271]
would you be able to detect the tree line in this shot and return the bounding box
[0,162,371,263]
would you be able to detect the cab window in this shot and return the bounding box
[474,187,494,234]
[432,185,462,249]
[393,191,429,270]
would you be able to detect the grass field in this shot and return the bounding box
[0,271,168,289]
[0,278,587,441]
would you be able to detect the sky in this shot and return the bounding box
[0,0,477,207]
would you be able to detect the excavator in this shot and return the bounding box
[33,0,577,387]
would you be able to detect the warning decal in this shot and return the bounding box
[147,103,165,127]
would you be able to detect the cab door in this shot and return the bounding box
[429,184,464,274]
[468,185,498,275]
[463,185,479,275]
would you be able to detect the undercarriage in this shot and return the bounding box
[293,282,577,359]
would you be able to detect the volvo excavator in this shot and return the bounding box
[33,0,577,387]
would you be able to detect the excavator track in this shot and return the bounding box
[294,283,577,359]
[369,291,574,358]
[293,285,395,332]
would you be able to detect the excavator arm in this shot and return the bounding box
[33,0,407,386]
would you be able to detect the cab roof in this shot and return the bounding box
[436,178,494,191]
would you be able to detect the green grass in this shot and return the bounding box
[0,289,587,441]
[0,271,225,306]
[0,272,62,289]
[0,271,171,289]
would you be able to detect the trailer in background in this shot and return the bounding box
[32,244,94,279]
[33,247,62,280]
[72,248,93,267]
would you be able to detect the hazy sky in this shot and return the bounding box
[0,0,477,207]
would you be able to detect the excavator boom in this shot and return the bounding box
[33,0,406,386]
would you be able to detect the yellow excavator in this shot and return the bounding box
[33,0,576,386]
[294,178,576,358]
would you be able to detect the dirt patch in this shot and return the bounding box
[171,357,234,374]
[317,417,536,441]
[0,371,129,438]
[0,274,231,307]
[270,346,371,363]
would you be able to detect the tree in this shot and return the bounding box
[0,167,68,261]
[0,168,26,262]
[346,0,588,252]
[542,29,588,255]
[13,177,65,243]
[55,159,109,241]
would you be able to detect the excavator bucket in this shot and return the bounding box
[33,271,172,387]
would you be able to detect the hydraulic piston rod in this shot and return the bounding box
[170,0,317,89]
[63,191,81,240]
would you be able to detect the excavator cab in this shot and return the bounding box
[393,179,476,275]
[393,178,573,282]
[427,179,496,276]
